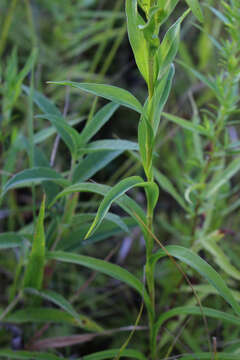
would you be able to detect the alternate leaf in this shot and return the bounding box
[162,112,210,136]
[23,197,46,290]
[47,250,152,317]
[126,0,149,83]
[50,182,148,240]
[85,176,158,239]
[79,139,139,154]
[48,81,143,114]
[151,65,175,134]
[156,10,190,74]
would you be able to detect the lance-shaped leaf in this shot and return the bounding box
[25,288,103,332]
[24,197,46,290]
[79,139,139,154]
[1,167,68,197]
[156,10,190,74]
[126,0,149,83]
[151,245,240,315]
[48,81,143,114]
[84,176,158,239]
[185,0,204,22]
[47,250,152,318]
[151,65,175,134]
[162,112,210,136]
[22,85,61,116]
[78,103,119,146]
[50,182,148,241]
[36,114,79,157]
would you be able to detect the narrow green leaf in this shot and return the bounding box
[79,139,139,154]
[37,114,79,156]
[50,182,148,240]
[151,65,175,134]
[0,350,62,360]
[24,197,46,290]
[85,176,158,239]
[151,245,240,315]
[162,112,210,135]
[83,348,147,360]
[22,85,61,116]
[73,151,122,183]
[157,10,189,74]
[0,233,25,250]
[48,81,143,114]
[1,167,69,197]
[78,103,119,146]
[185,0,204,22]
[154,306,240,341]
[205,157,240,198]
[25,288,103,332]
[47,250,152,317]
[125,0,149,83]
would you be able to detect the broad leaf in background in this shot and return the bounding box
[48,81,143,114]
[0,350,62,360]
[24,197,46,290]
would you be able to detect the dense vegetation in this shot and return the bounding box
[1,0,240,359]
